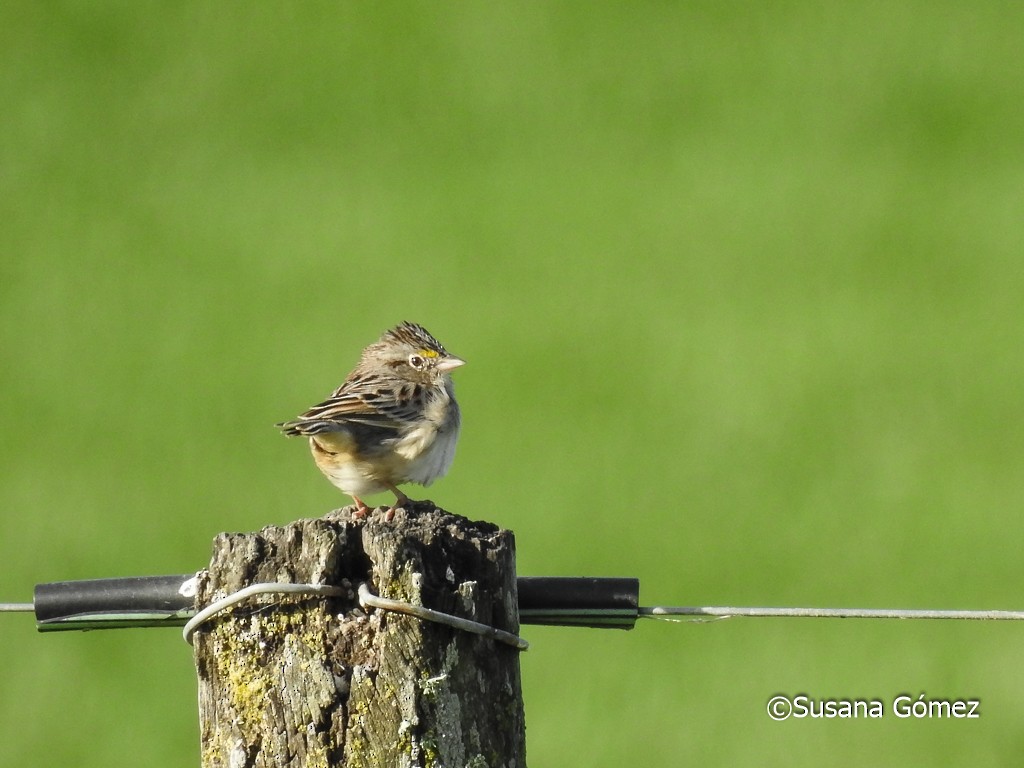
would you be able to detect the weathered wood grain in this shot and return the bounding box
[193,502,525,767]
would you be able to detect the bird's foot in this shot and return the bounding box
[351,496,371,520]
[384,486,412,521]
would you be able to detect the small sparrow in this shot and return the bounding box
[278,322,464,518]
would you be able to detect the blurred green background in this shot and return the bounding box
[3,3,1023,766]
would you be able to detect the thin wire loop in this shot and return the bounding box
[182,581,528,650]
[182,583,347,645]
[357,583,528,650]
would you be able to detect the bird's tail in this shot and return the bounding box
[276,419,345,437]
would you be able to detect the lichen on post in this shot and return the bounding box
[191,502,526,767]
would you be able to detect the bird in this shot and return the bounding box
[278,322,464,519]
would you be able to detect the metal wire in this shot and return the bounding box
[357,583,528,650]
[182,583,348,644]
[0,603,34,612]
[180,581,528,650]
[641,605,1024,621]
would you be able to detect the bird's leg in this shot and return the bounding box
[384,484,411,522]
[351,495,371,519]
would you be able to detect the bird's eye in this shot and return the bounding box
[408,354,425,369]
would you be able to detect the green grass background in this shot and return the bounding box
[3,3,1024,765]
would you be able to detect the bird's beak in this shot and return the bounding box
[436,355,466,372]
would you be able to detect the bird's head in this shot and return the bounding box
[367,321,465,385]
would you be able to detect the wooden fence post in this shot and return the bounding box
[191,502,526,767]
